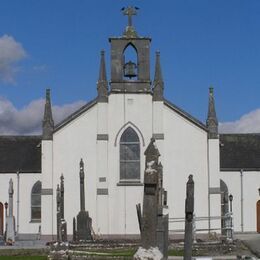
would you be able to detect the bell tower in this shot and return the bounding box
[110,7,151,93]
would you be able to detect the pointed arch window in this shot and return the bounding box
[31,181,42,222]
[120,127,140,181]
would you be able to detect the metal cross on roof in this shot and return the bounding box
[121,6,139,27]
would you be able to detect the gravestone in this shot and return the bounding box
[134,138,168,260]
[184,175,194,260]
[56,174,67,242]
[73,217,77,242]
[6,178,15,243]
[74,159,93,241]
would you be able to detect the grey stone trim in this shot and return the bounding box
[117,182,143,186]
[42,89,54,140]
[97,134,109,141]
[54,98,97,133]
[114,121,145,147]
[164,99,207,131]
[220,168,260,172]
[208,132,219,139]
[29,219,41,223]
[152,51,164,101]
[99,177,106,182]
[38,234,54,242]
[109,37,151,93]
[110,89,152,95]
[41,188,53,195]
[97,50,108,103]
[209,187,221,194]
[152,133,164,140]
[109,37,151,41]
[206,88,218,139]
[16,233,41,240]
[0,171,41,174]
[97,188,108,195]
[111,82,151,93]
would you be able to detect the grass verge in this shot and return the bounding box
[0,257,47,260]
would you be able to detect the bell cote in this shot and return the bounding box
[110,7,151,93]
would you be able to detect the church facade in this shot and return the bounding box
[0,9,260,240]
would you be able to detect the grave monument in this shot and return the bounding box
[56,174,67,242]
[134,138,168,260]
[184,175,194,260]
[73,159,93,241]
[6,178,15,243]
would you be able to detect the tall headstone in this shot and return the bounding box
[60,174,64,219]
[59,174,67,241]
[134,138,168,260]
[75,159,93,241]
[56,175,67,242]
[184,175,194,260]
[73,217,77,242]
[6,179,15,243]
[56,184,61,241]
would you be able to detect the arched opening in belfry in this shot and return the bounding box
[123,43,138,80]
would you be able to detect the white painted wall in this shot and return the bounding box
[163,105,209,233]
[220,170,260,232]
[41,140,53,236]
[47,93,213,236]
[52,104,98,236]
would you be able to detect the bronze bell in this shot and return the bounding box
[124,61,137,78]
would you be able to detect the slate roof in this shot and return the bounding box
[220,134,260,171]
[0,136,42,173]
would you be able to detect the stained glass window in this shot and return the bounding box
[120,127,140,181]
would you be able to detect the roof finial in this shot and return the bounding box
[153,51,164,101]
[121,6,139,38]
[97,50,108,102]
[122,6,138,27]
[206,86,218,139]
[42,88,54,140]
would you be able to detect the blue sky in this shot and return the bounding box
[0,0,260,134]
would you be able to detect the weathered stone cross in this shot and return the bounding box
[122,6,138,27]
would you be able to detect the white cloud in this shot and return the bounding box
[0,35,27,83]
[219,108,260,133]
[0,97,85,135]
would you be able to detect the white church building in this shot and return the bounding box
[0,9,260,241]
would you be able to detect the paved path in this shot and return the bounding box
[235,233,260,258]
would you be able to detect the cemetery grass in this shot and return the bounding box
[0,256,47,260]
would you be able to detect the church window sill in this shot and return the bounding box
[30,219,41,223]
[117,181,143,186]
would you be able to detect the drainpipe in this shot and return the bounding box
[240,169,244,232]
[207,139,211,234]
[16,171,20,237]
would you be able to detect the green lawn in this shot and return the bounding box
[0,257,47,260]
